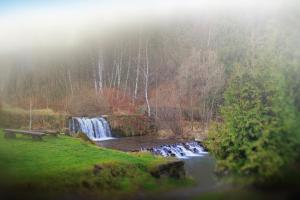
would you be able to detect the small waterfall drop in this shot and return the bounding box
[69,117,114,141]
[147,142,208,159]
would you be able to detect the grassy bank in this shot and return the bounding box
[0,130,190,199]
[0,104,66,130]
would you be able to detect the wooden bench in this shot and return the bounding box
[4,129,46,141]
[33,129,59,137]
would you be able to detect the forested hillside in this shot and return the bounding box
[1,4,299,125]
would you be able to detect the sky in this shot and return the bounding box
[0,0,290,54]
[0,0,85,11]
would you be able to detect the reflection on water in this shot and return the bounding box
[184,155,217,189]
[140,154,219,200]
[158,154,219,200]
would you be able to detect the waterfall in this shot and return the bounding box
[147,142,208,159]
[69,117,114,141]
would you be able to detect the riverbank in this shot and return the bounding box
[0,130,191,200]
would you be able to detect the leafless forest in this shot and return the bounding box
[0,1,299,135]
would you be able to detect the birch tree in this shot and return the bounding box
[134,36,141,103]
[98,53,103,93]
[144,39,151,117]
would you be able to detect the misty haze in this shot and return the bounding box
[0,0,299,200]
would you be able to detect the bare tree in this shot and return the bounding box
[98,53,103,93]
[144,39,151,117]
[134,36,141,103]
[67,68,74,96]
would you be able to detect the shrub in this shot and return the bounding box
[205,67,300,184]
[67,89,111,116]
[155,107,183,135]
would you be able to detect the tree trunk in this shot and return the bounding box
[94,67,98,95]
[98,54,103,93]
[124,52,131,98]
[67,69,74,96]
[145,40,151,117]
[29,98,32,130]
[190,94,194,131]
[134,37,141,103]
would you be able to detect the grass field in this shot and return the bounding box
[0,130,190,199]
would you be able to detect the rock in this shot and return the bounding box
[150,160,185,179]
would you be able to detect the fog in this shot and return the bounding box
[0,0,299,109]
[0,0,290,54]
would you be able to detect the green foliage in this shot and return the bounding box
[205,67,300,183]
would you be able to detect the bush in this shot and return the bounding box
[155,107,183,135]
[67,89,111,116]
[205,67,300,184]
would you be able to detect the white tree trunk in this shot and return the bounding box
[155,70,158,118]
[94,77,98,94]
[145,40,151,117]
[98,54,103,93]
[117,50,122,89]
[67,69,74,96]
[134,37,141,103]
[124,53,131,97]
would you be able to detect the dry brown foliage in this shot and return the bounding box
[67,89,111,116]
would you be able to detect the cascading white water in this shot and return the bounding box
[69,117,114,141]
[148,142,208,159]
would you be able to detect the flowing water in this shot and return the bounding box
[147,141,208,159]
[69,117,114,141]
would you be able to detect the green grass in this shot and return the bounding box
[0,130,190,198]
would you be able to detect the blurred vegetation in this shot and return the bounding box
[205,65,300,184]
[0,103,65,130]
[202,3,300,186]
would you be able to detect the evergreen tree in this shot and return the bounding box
[206,66,300,183]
